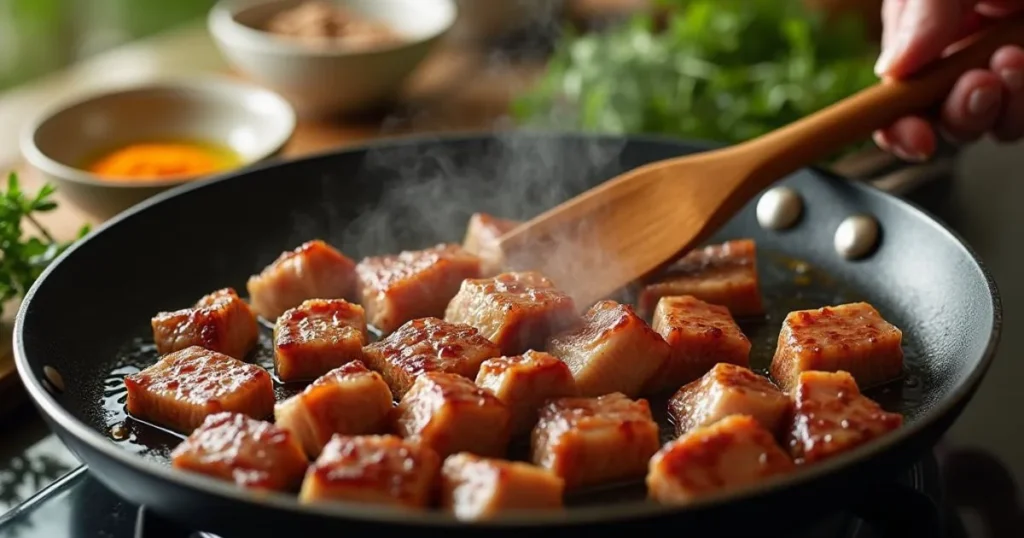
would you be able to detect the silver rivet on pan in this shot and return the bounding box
[756,186,803,230]
[834,215,880,260]
[43,365,65,393]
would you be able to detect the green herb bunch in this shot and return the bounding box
[513,0,880,147]
[0,172,88,312]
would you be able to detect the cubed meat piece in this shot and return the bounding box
[638,239,764,318]
[462,212,520,277]
[124,346,275,434]
[299,434,440,508]
[531,393,660,490]
[246,240,358,321]
[648,295,751,394]
[363,317,500,398]
[440,452,564,520]
[273,299,368,382]
[356,244,482,334]
[275,361,393,458]
[445,271,579,356]
[546,300,670,398]
[647,414,794,504]
[394,372,511,458]
[475,350,578,436]
[171,412,307,491]
[788,371,903,465]
[770,302,904,392]
[151,288,259,360]
[668,363,790,437]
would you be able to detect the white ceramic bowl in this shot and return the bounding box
[20,78,296,219]
[208,0,457,118]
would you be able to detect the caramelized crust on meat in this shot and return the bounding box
[275,361,393,458]
[787,371,902,465]
[363,317,500,398]
[273,299,368,382]
[299,434,440,508]
[356,244,482,334]
[171,412,307,491]
[124,346,275,434]
[246,240,358,321]
[445,271,579,356]
[531,393,660,490]
[151,288,259,360]
[475,350,578,435]
[649,295,751,394]
[440,452,564,520]
[546,300,670,398]
[462,212,520,277]
[647,415,794,504]
[770,303,904,392]
[668,363,790,437]
[638,239,764,318]
[394,372,511,459]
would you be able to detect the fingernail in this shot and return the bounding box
[874,47,895,76]
[968,87,1000,117]
[1000,69,1024,92]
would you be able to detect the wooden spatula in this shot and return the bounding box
[497,17,1024,308]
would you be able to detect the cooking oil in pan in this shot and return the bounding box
[98,250,924,504]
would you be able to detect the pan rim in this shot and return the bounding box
[13,130,1003,527]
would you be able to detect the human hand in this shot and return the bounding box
[873,0,1024,161]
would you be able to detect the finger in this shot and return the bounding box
[874,116,937,161]
[880,0,908,53]
[991,45,1024,141]
[876,0,971,77]
[939,69,1004,141]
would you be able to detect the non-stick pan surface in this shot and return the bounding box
[14,133,1000,536]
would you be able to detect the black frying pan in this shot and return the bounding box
[13,133,1001,537]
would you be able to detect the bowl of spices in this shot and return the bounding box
[20,78,296,219]
[208,0,457,118]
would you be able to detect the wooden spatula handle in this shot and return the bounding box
[744,16,1024,185]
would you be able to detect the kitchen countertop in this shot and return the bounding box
[1,10,1023,535]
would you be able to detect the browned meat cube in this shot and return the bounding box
[546,300,670,398]
[462,212,520,277]
[273,299,368,382]
[363,317,500,398]
[394,372,511,458]
[475,350,578,435]
[440,452,564,520]
[668,363,790,437]
[275,361,393,458]
[124,346,275,434]
[247,240,358,321]
[647,414,794,504]
[299,434,440,508]
[531,393,660,490]
[648,295,751,394]
[770,303,904,392]
[445,271,579,356]
[151,288,259,360]
[788,371,903,465]
[171,412,308,491]
[638,239,764,318]
[356,244,482,334]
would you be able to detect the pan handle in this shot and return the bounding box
[830,143,959,197]
[849,451,944,538]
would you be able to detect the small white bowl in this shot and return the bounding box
[208,0,458,118]
[20,78,296,219]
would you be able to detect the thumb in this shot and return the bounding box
[875,0,974,78]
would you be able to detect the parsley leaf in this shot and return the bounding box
[513,0,879,153]
[0,172,89,314]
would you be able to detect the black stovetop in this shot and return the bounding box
[1,445,1012,538]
